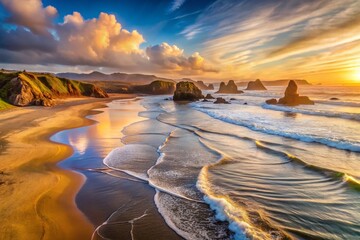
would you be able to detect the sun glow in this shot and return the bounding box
[354,68,360,82]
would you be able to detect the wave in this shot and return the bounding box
[154,190,195,240]
[255,141,360,190]
[317,100,360,108]
[193,107,360,152]
[262,103,360,121]
[197,163,291,240]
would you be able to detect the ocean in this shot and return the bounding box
[53,85,360,240]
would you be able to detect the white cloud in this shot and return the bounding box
[0,1,215,75]
[180,0,360,80]
[0,0,57,35]
[56,12,146,67]
[169,0,186,12]
[146,43,218,73]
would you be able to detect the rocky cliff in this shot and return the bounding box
[132,80,175,94]
[173,81,203,101]
[0,71,108,107]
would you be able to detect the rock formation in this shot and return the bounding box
[0,72,108,107]
[265,99,277,105]
[216,80,243,94]
[214,97,230,104]
[195,81,209,90]
[245,79,267,90]
[266,80,314,106]
[173,81,203,101]
[193,80,215,90]
[132,80,175,94]
[205,94,215,99]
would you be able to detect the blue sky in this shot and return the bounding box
[0,0,360,84]
[40,0,213,52]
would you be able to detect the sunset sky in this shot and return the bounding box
[0,0,360,85]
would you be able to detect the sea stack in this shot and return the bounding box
[214,97,230,104]
[267,80,314,106]
[245,79,267,90]
[173,81,203,101]
[205,93,215,99]
[216,80,243,94]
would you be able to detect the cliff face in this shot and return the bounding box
[0,72,108,107]
[173,81,203,101]
[132,80,175,94]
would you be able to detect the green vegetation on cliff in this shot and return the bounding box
[0,71,108,107]
[0,98,13,110]
[132,80,175,94]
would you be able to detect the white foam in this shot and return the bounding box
[193,106,360,152]
[197,167,251,240]
[154,190,194,240]
[262,103,360,121]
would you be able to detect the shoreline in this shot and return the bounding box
[0,94,136,240]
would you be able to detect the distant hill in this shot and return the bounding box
[132,81,176,95]
[0,71,108,107]
[237,79,311,87]
[57,71,175,85]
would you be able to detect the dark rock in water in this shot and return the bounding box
[277,80,314,105]
[245,79,267,90]
[202,99,209,102]
[243,102,248,105]
[230,98,236,100]
[216,80,243,94]
[214,97,230,104]
[330,97,339,101]
[205,94,215,99]
[208,84,214,90]
[173,81,203,101]
[266,98,278,105]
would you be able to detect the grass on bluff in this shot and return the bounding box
[0,98,14,110]
[0,71,94,98]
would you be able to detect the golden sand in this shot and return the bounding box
[0,94,135,240]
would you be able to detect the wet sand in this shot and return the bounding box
[0,94,136,240]
[52,98,183,240]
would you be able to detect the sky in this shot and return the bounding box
[0,0,360,85]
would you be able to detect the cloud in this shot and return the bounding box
[146,43,218,73]
[0,26,57,52]
[0,1,215,75]
[180,0,360,81]
[55,12,146,67]
[169,0,186,12]
[267,13,360,60]
[0,0,57,35]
